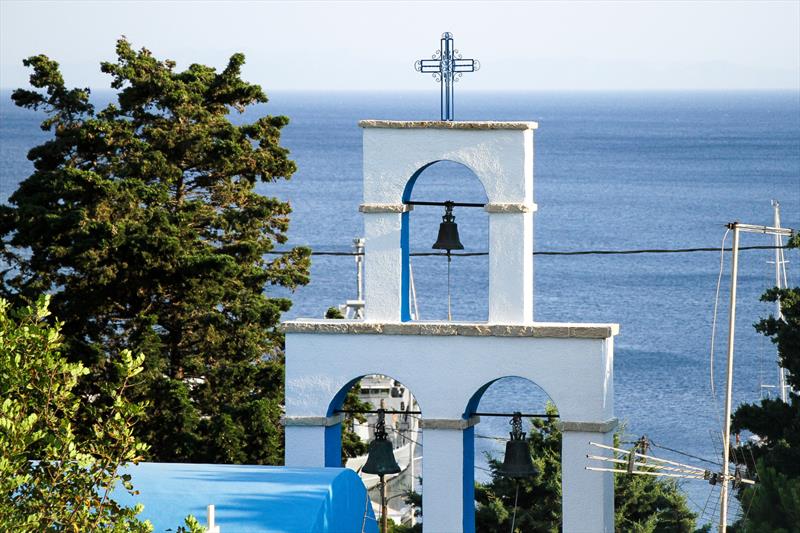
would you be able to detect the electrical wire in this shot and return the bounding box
[476,434,507,442]
[364,424,424,449]
[648,440,722,468]
[709,229,730,435]
[587,454,705,476]
[739,446,760,526]
[265,244,790,257]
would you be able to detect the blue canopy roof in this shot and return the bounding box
[113,463,378,533]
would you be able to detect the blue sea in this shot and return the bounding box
[2,89,799,523]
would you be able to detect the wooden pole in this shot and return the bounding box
[380,474,388,533]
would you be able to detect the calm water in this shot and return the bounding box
[2,89,799,521]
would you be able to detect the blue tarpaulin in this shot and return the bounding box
[112,463,378,533]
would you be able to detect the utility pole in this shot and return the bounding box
[719,221,794,532]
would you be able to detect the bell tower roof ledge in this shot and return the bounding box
[281,319,619,339]
[358,120,538,130]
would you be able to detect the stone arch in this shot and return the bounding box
[327,373,423,526]
[461,375,561,532]
[400,160,490,321]
[464,375,558,419]
[361,123,534,207]
[401,159,489,204]
[327,374,425,417]
[323,372,426,468]
[360,122,536,323]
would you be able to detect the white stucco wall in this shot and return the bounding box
[359,121,537,323]
[284,327,615,422]
[283,121,618,532]
[283,321,618,532]
[361,124,534,206]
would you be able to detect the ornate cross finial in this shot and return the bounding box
[415,32,480,121]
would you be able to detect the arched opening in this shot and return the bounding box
[401,160,489,322]
[328,374,423,530]
[467,376,562,531]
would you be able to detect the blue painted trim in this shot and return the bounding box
[400,163,435,323]
[463,379,498,417]
[463,425,476,533]
[401,210,411,322]
[324,424,343,467]
[464,376,557,418]
[401,162,436,204]
[327,376,364,417]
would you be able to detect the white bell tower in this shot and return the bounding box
[283,120,619,532]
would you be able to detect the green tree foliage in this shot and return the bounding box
[732,461,800,533]
[1,40,310,464]
[730,234,800,531]
[0,296,151,532]
[340,382,371,462]
[474,405,698,532]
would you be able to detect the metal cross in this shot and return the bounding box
[415,32,480,121]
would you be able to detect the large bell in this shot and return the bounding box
[432,201,464,252]
[362,409,401,476]
[500,412,539,478]
[362,438,401,476]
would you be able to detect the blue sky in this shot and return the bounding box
[1,0,798,91]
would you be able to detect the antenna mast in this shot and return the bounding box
[772,201,790,403]
[719,221,794,532]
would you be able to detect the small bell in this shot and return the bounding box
[432,201,464,253]
[362,409,401,476]
[500,412,539,478]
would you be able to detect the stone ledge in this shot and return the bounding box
[558,418,618,433]
[359,120,538,131]
[281,320,619,339]
[282,413,345,427]
[485,202,538,214]
[421,416,480,430]
[359,203,413,213]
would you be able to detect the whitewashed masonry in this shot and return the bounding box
[283,120,619,533]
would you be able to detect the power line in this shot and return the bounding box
[266,244,793,257]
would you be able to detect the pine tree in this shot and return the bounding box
[1,39,310,464]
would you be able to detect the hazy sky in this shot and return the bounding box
[1,0,798,91]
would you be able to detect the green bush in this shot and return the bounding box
[0,296,152,531]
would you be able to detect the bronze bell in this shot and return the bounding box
[432,201,464,253]
[500,412,539,478]
[362,409,401,476]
